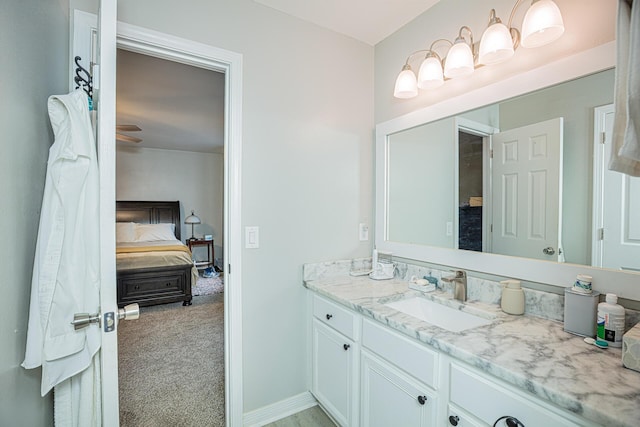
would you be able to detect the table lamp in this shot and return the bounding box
[184,210,201,241]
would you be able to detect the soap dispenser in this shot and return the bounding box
[500,280,525,315]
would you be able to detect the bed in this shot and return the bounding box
[115,201,197,307]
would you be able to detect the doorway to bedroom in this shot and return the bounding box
[114,48,227,425]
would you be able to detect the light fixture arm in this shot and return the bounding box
[456,26,474,47]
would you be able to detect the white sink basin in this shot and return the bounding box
[384,297,492,332]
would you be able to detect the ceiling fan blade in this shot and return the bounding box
[116,133,142,143]
[116,124,141,132]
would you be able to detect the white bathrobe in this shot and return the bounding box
[22,89,101,426]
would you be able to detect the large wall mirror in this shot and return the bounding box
[376,42,640,301]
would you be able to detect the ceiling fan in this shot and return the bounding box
[116,124,142,143]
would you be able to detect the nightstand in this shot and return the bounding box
[187,238,214,269]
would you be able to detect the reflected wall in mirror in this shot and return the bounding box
[386,68,639,271]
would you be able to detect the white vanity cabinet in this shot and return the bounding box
[309,292,600,427]
[311,295,360,426]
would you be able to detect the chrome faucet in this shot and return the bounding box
[441,270,467,302]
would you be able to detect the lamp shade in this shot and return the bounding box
[444,39,474,79]
[478,21,514,65]
[185,210,201,224]
[394,64,418,98]
[521,0,564,48]
[417,54,444,90]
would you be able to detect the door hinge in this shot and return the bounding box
[490,224,493,233]
[490,149,494,159]
[600,132,606,144]
[598,228,605,240]
[228,264,231,274]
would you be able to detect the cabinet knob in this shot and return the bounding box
[326,314,333,320]
[417,395,427,405]
[343,344,350,351]
[449,415,460,426]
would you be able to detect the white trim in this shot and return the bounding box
[95,3,120,424]
[375,42,640,301]
[592,104,615,268]
[114,24,245,427]
[242,392,318,427]
[455,118,498,254]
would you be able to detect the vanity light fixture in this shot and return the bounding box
[393,0,565,99]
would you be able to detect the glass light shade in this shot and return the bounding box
[185,210,201,225]
[417,55,444,89]
[444,40,474,79]
[521,0,565,48]
[394,65,418,98]
[478,22,514,65]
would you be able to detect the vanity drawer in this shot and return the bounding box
[313,295,357,340]
[362,318,438,389]
[450,363,582,426]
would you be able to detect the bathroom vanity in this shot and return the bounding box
[304,261,640,427]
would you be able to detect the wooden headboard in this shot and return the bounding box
[116,201,182,240]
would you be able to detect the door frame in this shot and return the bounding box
[455,118,498,253]
[116,23,245,426]
[76,10,244,425]
[592,103,614,267]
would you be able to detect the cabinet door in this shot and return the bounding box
[361,350,437,427]
[312,319,357,426]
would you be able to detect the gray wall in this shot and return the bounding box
[106,0,375,413]
[116,146,224,263]
[0,0,70,424]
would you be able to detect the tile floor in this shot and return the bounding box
[264,406,336,427]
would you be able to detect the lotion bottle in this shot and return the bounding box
[500,280,525,315]
[597,293,625,347]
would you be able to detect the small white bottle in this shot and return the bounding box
[597,293,626,347]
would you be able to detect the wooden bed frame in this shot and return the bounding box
[116,201,193,307]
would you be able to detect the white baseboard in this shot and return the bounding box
[243,391,318,427]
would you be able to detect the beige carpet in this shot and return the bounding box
[118,293,225,426]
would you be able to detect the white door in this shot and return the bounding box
[594,105,640,271]
[96,1,120,423]
[491,118,563,261]
[72,2,120,423]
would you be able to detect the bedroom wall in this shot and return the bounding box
[374,0,616,123]
[0,0,69,424]
[116,146,224,265]
[66,0,375,414]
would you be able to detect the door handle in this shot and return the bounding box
[542,246,555,255]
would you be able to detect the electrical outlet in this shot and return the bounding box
[446,222,453,236]
[359,223,369,241]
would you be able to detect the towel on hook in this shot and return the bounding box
[610,0,640,176]
[22,89,101,426]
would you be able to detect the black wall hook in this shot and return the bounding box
[74,55,93,99]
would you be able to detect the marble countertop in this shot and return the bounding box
[304,274,640,427]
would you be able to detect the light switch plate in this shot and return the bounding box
[359,223,369,241]
[245,226,259,248]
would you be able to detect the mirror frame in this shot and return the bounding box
[375,41,640,301]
